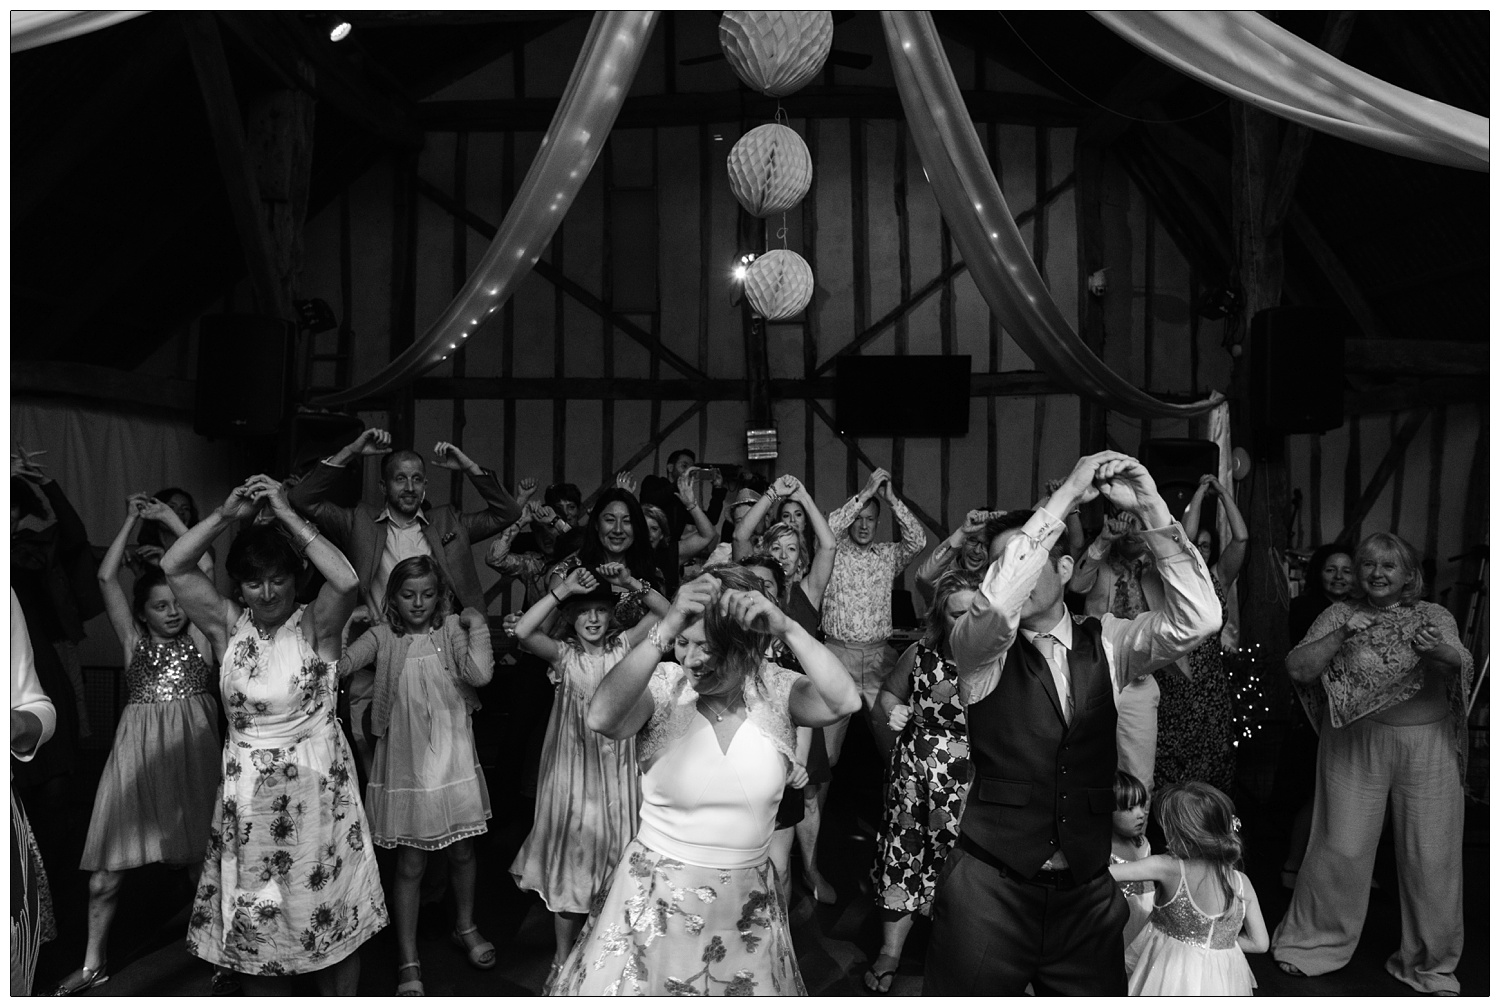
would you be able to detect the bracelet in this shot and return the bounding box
[550,590,564,605]
[294,523,320,549]
[646,623,667,653]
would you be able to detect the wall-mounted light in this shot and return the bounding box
[732,252,757,283]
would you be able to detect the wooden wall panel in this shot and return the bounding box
[1044,128,1079,330]
[657,126,701,368]
[864,119,902,332]
[706,123,741,378]
[812,119,852,369]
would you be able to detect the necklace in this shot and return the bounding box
[700,689,744,723]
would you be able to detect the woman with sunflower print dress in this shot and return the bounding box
[162,475,386,994]
[863,569,980,994]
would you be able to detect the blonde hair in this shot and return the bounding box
[1351,532,1423,606]
[1155,782,1243,911]
[760,521,809,581]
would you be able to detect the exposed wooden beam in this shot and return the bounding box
[12,362,195,413]
[1344,376,1486,416]
[1335,407,1429,544]
[812,173,1076,377]
[808,399,951,539]
[581,401,708,512]
[410,371,1066,402]
[412,177,711,383]
[217,11,423,147]
[418,86,1088,132]
[1344,339,1486,377]
[12,23,185,221]
[1288,204,1392,341]
[183,13,296,322]
[1262,12,1358,234]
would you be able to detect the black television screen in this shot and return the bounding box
[834,355,971,438]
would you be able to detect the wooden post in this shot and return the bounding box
[449,130,470,505]
[848,117,869,497]
[1074,132,1109,457]
[802,120,821,502]
[388,150,419,449]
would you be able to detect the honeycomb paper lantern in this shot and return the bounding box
[727,124,812,217]
[743,249,815,321]
[718,11,834,98]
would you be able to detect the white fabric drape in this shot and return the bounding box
[11,11,146,53]
[1091,11,1487,172]
[311,11,658,407]
[882,11,1223,419]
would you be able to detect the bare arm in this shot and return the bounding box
[457,608,494,687]
[1237,873,1270,954]
[336,626,381,680]
[876,642,918,723]
[1106,852,1180,886]
[162,486,259,658]
[731,484,780,561]
[1286,604,1357,683]
[796,481,839,609]
[248,477,358,662]
[1209,476,1250,589]
[98,498,147,655]
[676,473,720,559]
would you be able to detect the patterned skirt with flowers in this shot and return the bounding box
[185,606,387,976]
[871,644,971,916]
[549,839,805,996]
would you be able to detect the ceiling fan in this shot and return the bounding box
[679,12,871,71]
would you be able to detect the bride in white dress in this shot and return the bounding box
[549,566,860,996]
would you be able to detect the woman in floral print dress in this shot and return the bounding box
[552,567,860,996]
[162,475,386,994]
[863,569,979,993]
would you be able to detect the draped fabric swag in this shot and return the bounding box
[312,11,658,407]
[11,11,146,54]
[1091,11,1488,172]
[881,11,1223,420]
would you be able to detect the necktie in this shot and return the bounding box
[1035,634,1073,723]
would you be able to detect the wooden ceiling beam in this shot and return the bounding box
[217,11,423,147]
[184,13,297,322]
[1344,376,1486,416]
[1344,339,1486,377]
[418,87,1088,131]
[12,361,195,413]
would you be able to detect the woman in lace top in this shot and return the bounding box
[549,566,860,995]
[1272,532,1472,994]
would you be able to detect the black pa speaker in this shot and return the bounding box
[194,313,294,438]
[1140,439,1220,524]
[836,355,971,437]
[1248,306,1346,436]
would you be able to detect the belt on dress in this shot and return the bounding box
[957,834,1104,891]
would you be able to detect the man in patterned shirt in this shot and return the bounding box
[821,467,928,764]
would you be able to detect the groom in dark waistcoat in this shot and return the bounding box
[925,451,1221,995]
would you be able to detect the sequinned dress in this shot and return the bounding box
[186,607,387,975]
[1127,860,1256,996]
[872,643,970,915]
[80,633,221,871]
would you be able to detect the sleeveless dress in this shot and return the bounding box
[366,634,491,850]
[872,643,970,915]
[186,607,387,975]
[1126,861,1256,996]
[551,663,805,996]
[1111,841,1156,948]
[511,640,641,914]
[1154,573,1236,794]
[80,633,221,870]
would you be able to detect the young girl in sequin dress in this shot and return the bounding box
[1109,782,1267,996]
[51,495,222,995]
[338,556,495,995]
[509,566,658,985]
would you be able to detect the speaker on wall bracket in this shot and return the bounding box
[194,313,295,438]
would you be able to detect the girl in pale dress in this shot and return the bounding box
[1109,782,1267,996]
[553,566,860,996]
[163,475,386,995]
[1110,770,1155,952]
[51,495,222,995]
[337,556,495,995]
[509,566,658,983]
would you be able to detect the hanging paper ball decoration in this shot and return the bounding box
[727,124,813,218]
[742,249,814,321]
[718,11,834,98]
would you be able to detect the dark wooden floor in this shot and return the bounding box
[29,696,1490,997]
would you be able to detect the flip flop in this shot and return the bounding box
[450,926,497,970]
[1276,961,1307,977]
[862,954,900,994]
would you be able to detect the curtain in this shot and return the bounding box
[11,11,145,53]
[882,12,1222,420]
[311,11,658,407]
[1092,11,1487,172]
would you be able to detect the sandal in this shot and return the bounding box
[862,954,900,995]
[50,964,110,996]
[449,925,497,970]
[209,969,241,996]
[397,961,424,997]
[1276,961,1307,977]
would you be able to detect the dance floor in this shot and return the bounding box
[30,699,1489,997]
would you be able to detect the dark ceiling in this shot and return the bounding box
[10,11,1489,380]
